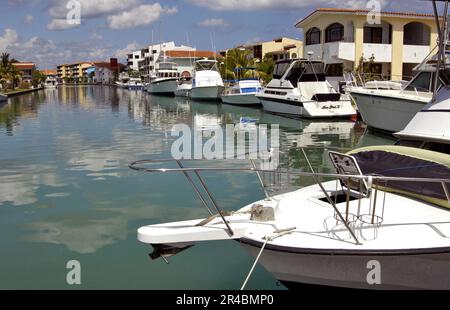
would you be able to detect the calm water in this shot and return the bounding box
[0,86,395,289]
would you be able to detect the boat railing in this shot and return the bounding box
[129,153,450,244]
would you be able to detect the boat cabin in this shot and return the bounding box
[273,59,326,87]
[156,61,180,79]
[195,59,219,72]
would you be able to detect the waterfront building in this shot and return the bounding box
[11,62,36,83]
[164,50,216,77]
[296,8,439,80]
[57,62,94,83]
[93,58,126,84]
[134,42,196,82]
[232,37,304,61]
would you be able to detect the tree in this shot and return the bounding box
[256,55,275,85]
[219,48,275,85]
[32,70,46,87]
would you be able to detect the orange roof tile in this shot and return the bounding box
[165,50,216,58]
[41,70,57,76]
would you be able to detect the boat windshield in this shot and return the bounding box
[195,61,218,72]
[284,61,326,87]
[273,62,291,79]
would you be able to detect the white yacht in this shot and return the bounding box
[133,0,450,289]
[221,68,263,106]
[44,76,58,89]
[174,77,192,97]
[256,59,356,118]
[116,72,130,89]
[349,59,440,133]
[134,86,450,289]
[147,60,180,95]
[128,78,144,91]
[190,59,225,100]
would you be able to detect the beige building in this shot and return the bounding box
[234,37,303,61]
[296,8,439,80]
[57,62,94,81]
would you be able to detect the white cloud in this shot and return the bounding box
[24,14,34,24]
[114,42,141,61]
[198,18,229,28]
[48,0,140,19]
[47,18,81,31]
[107,4,178,29]
[0,28,19,50]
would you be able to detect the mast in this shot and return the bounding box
[432,0,449,101]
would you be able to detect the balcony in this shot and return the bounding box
[363,43,392,62]
[306,42,429,64]
[403,45,430,63]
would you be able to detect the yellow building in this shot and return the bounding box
[236,37,303,61]
[296,8,439,80]
[57,62,93,81]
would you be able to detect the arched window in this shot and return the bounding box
[305,27,321,45]
[291,53,298,59]
[325,23,344,43]
[404,22,430,46]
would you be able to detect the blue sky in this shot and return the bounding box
[0,0,434,69]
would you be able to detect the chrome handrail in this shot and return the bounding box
[129,159,450,184]
[130,157,450,245]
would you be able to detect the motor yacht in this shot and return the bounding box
[221,68,263,106]
[256,59,356,118]
[190,59,225,100]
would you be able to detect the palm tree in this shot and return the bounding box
[220,48,275,85]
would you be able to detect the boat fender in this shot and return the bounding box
[250,204,275,222]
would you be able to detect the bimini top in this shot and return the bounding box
[348,145,450,209]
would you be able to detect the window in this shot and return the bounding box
[364,27,382,44]
[305,27,321,45]
[152,50,157,54]
[135,55,139,59]
[325,23,344,43]
[405,72,432,92]
[272,62,291,79]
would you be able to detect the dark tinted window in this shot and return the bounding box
[325,23,344,43]
[405,71,432,92]
[306,28,321,45]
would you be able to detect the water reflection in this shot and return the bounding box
[0,86,397,289]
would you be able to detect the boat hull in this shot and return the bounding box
[147,78,178,95]
[258,95,356,118]
[240,241,450,290]
[350,91,428,133]
[190,86,224,100]
[221,93,261,106]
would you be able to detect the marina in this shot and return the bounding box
[0,0,449,293]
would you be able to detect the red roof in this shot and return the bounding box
[165,50,216,58]
[12,62,35,70]
[296,8,437,27]
[94,62,125,70]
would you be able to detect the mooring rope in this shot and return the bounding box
[240,227,296,290]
